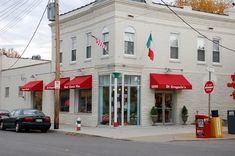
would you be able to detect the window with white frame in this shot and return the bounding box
[86,33,92,59]
[124,27,135,55]
[60,40,63,63]
[78,89,92,113]
[170,33,179,59]
[102,28,109,56]
[213,38,220,63]
[197,37,205,62]
[71,37,77,62]
[5,87,9,98]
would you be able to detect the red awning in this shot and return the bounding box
[64,75,92,89]
[45,77,70,90]
[20,80,43,92]
[150,73,192,89]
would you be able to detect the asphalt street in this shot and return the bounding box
[0,130,235,156]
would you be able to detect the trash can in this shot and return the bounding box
[210,110,223,138]
[227,110,235,134]
[195,115,210,138]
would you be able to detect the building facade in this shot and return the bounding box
[1,0,235,127]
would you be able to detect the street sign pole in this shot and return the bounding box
[208,71,211,118]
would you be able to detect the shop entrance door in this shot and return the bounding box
[32,92,42,111]
[155,93,174,124]
[111,86,140,126]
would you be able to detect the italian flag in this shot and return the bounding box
[146,33,154,61]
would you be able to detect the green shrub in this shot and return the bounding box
[150,106,158,115]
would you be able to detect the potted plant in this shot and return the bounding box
[150,106,158,125]
[181,105,188,125]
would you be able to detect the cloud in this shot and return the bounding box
[0,0,173,59]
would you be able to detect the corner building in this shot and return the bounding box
[1,0,235,127]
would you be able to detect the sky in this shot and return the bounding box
[0,0,173,60]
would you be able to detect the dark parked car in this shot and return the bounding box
[0,108,51,133]
[0,110,9,119]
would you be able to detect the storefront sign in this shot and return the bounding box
[204,81,214,94]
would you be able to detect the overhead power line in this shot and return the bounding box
[160,0,235,53]
[0,0,26,19]
[7,0,50,70]
[0,0,43,33]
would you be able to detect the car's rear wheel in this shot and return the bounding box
[15,122,21,132]
[0,122,5,130]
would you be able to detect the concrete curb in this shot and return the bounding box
[51,129,235,143]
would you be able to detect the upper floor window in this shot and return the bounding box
[102,28,109,56]
[86,33,92,59]
[124,27,135,55]
[197,37,205,62]
[213,38,220,63]
[170,33,179,59]
[71,37,77,62]
[60,40,63,63]
[5,87,9,98]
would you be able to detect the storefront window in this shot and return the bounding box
[60,90,70,112]
[99,74,141,126]
[78,89,92,113]
[99,75,110,125]
[123,75,141,125]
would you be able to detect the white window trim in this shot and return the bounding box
[124,26,136,57]
[170,32,180,61]
[124,54,137,59]
[212,37,222,65]
[197,61,207,65]
[69,61,76,65]
[169,58,180,63]
[86,33,92,59]
[102,29,109,57]
[84,58,92,63]
[197,36,206,63]
[100,55,109,59]
[70,37,77,63]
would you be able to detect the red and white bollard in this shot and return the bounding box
[76,117,81,131]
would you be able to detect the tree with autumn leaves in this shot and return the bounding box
[175,0,233,14]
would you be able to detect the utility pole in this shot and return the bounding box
[54,0,60,129]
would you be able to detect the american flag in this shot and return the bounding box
[91,35,107,51]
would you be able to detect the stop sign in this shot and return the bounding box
[204,81,214,94]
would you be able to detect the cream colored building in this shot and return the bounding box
[1,0,235,127]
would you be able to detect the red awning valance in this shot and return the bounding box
[45,77,70,90]
[20,80,43,92]
[150,73,192,90]
[64,75,92,89]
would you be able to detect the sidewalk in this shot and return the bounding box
[54,124,235,142]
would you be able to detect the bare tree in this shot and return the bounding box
[0,48,21,58]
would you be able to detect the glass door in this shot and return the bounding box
[165,93,173,123]
[155,92,174,124]
[33,92,42,111]
[155,93,163,123]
